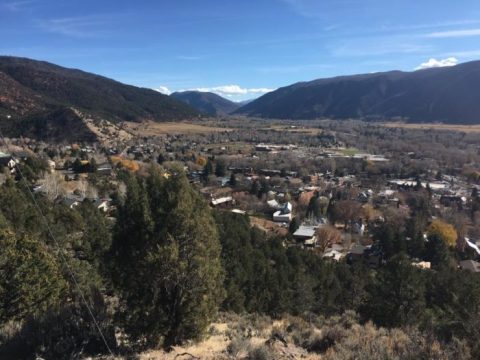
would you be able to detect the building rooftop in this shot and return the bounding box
[293,225,317,238]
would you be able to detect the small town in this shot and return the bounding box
[2,1,480,358]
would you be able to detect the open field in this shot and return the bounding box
[383,122,480,133]
[259,124,323,135]
[124,120,233,136]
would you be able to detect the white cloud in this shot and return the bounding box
[415,57,458,70]
[154,86,171,95]
[426,28,480,38]
[188,85,275,96]
[2,0,36,12]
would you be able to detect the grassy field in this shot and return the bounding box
[260,124,323,135]
[124,120,233,136]
[383,122,480,133]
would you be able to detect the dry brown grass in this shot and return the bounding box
[383,122,480,133]
[124,121,233,136]
[122,311,470,360]
[250,216,289,236]
[259,125,323,135]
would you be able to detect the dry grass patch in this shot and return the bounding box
[383,122,480,133]
[125,121,233,136]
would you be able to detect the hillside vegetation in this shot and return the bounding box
[171,91,241,115]
[236,61,480,124]
[0,56,200,138]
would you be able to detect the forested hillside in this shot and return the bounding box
[171,91,241,115]
[236,60,480,124]
[0,56,200,138]
[1,162,480,359]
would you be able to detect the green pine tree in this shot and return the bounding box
[110,170,224,348]
[0,228,67,324]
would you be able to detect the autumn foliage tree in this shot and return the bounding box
[427,219,458,247]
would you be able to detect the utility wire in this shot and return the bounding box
[0,126,116,358]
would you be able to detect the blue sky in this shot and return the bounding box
[2,0,480,101]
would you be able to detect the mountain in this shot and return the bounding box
[235,61,480,124]
[0,56,200,140]
[171,91,240,115]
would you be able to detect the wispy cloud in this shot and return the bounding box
[154,86,171,95]
[415,57,458,70]
[182,85,275,96]
[2,0,36,12]
[426,28,480,38]
[38,14,124,38]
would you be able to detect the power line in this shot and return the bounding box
[0,125,116,357]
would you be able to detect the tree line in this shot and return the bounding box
[1,168,480,358]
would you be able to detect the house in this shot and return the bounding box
[273,202,292,223]
[293,225,317,245]
[218,177,230,187]
[465,237,480,255]
[412,261,431,269]
[0,152,16,173]
[211,196,233,207]
[346,244,366,264]
[459,260,480,273]
[97,163,113,176]
[231,209,246,215]
[323,249,343,261]
[93,198,110,212]
[352,220,365,236]
[63,195,83,209]
[267,199,281,210]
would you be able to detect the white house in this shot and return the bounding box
[273,202,292,223]
[211,196,233,207]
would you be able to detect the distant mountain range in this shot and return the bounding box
[1,56,480,141]
[171,91,241,116]
[0,56,200,140]
[235,61,480,124]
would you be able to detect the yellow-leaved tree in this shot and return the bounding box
[427,219,457,247]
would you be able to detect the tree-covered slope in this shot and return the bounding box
[0,56,200,126]
[236,60,480,124]
[171,91,240,115]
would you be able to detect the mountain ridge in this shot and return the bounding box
[235,61,480,124]
[0,56,200,140]
[171,90,241,115]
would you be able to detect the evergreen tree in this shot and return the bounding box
[229,173,237,187]
[363,254,426,328]
[215,160,226,177]
[203,160,213,179]
[0,228,67,324]
[425,234,451,269]
[110,171,224,347]
[307,192,322,219]
[73,158,84,173]
[157,153,166,164]
[88,158,97,173]
[250,180,260,196]
[289,217,300,234]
